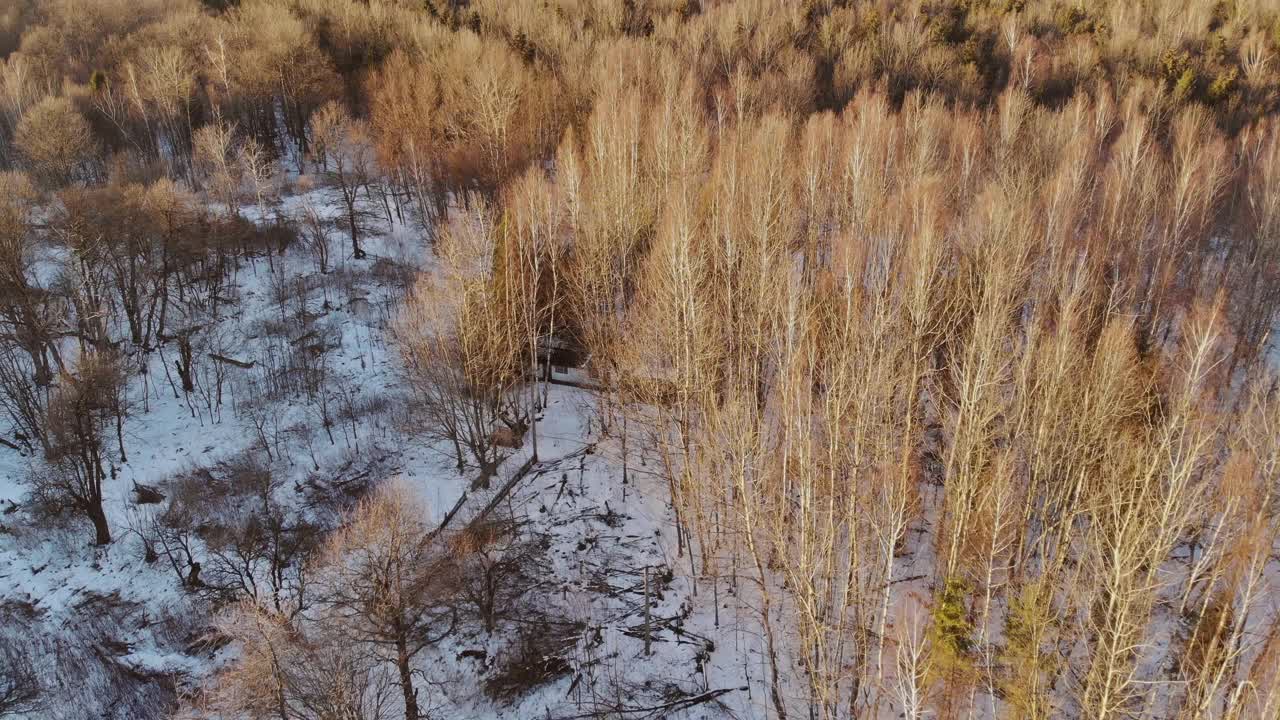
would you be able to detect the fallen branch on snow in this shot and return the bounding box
[548,686,746,719]
[207,353,255,369]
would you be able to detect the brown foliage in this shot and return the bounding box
[14,95,95,187]
[7,1,1280,718]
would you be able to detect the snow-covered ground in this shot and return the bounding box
[0,189,771,720]
[0,191,427,717]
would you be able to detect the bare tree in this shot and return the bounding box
[0,170,64,389]
[34,350,128,545]
[394,199,528,485]
[316,481,457,720]
[202,467,321,615]
[193,119,243,218]
[451,519,542,635]
[194,601,397,720]
[298,189,333,276]
[0,344,47,453]
[891,603,933,720]
[310,101,378,260]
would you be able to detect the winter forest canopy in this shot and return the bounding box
[2,0,1280,718]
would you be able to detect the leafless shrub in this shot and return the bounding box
[0,636,40,717]
[483,622,577,703]
[0,344,48,454]
[450,519,546,634]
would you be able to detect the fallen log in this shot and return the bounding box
[470,454,539,525]
[208,353,255,369]
[549,686,745,719]
[430,490,469,539]
[431,454,539,540]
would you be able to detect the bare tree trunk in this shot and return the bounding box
[89,501,111,545]
[348,203,365,259]
[397,636,419,720]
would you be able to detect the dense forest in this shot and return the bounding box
[2,0,1280,718]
